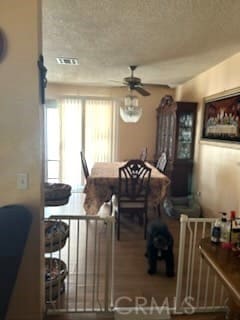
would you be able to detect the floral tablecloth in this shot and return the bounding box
[83,162,170,215]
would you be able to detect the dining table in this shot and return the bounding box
[83,161,170,215]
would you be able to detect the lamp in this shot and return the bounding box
[120,93,142,123]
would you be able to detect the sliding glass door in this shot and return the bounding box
[45,97,117,191]
[60,98,83,191]
[45,99,61,184]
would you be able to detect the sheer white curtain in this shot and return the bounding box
[45,100,60,182]
[45,97,117,191]
[60,98,83,191]
[85,98,116,170]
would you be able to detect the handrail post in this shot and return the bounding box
[175,214,188,313]
[110,201,116,309]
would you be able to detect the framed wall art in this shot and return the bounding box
[202,89,240,142]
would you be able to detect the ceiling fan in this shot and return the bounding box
[120,65,151,96]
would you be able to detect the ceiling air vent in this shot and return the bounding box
[56,57,79,65]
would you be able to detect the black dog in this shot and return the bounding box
[145,218,174,277]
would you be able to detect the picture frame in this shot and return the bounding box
[202,89,240,142]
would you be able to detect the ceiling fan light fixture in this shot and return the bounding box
[124,94,138,107]
[120,95,142,123]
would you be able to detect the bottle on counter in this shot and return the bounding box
[230,210,240,247]
[230,210,236,243]
[211,219,221,244]
[230,210,236,221]
[220,212,231,243]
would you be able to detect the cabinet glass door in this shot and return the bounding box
[176,112,194,159]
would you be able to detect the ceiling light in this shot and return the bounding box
[56,57,79,65]
[120,93,142,123]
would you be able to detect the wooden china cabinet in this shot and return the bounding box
[155,95,197,197]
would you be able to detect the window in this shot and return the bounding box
[45,97,117,191]
[45,100,60,182]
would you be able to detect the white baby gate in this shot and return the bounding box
[45,211,229,318]
[175,214,228,316]
[45,213,115,315]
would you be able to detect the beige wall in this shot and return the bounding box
[46,84,174,161]
[1,0,239,318]
[0,1,44,319]
[176,52,240,218]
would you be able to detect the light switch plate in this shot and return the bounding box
[16,173,28,190]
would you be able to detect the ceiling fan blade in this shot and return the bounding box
[144,83,170,88]
[109,80,129,85]
[134,86,151,96]
[109,80,124,84]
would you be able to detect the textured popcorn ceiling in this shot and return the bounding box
[42,0,240,87]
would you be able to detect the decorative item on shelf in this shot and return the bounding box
[120,92,142,123]
[45,220,69,253]
[230,215,240,250]
[45,258,67,301]
[44,182,72,206]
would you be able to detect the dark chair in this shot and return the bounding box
[80,151,89,180]
[0,205,32,319]
[117,159,151,240]
[139,147,147,161]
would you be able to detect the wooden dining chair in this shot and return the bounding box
[139,147,148,161]
[80,151,89,180]
[116,159,151,240]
